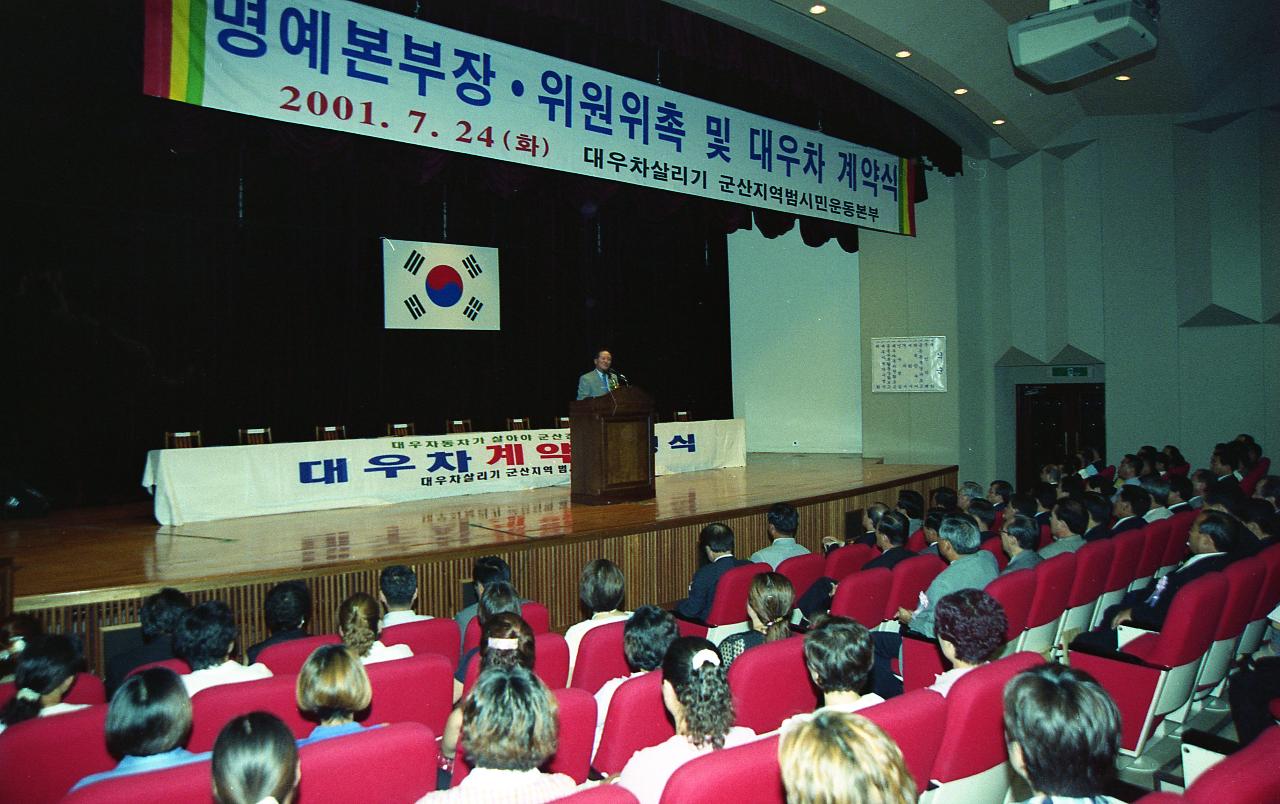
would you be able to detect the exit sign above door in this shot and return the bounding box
[1051,366,1090,378]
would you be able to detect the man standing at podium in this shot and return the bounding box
[577,349,619,399]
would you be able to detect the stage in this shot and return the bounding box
[2,454,955,673]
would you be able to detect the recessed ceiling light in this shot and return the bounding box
[809,4,827,13]
[895,50,912,58]
[992,119,1006,126]
[1114,74,1132,81]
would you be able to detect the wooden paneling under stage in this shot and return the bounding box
[2,454,955,673]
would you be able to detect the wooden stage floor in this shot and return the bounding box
[4,454,952,611]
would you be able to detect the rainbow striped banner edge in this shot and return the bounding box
[143,0,206,104]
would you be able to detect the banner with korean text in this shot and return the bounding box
[143,0,917,235]
[143,419,746,525]
[383,239,500,330]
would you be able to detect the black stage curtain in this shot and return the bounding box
[1,2,946,506]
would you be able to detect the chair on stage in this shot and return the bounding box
[445,419,472,433]
[672,410,692,422]
[235,426,272,445]
[255,634,342,676]
[315,425,347,441]
[386,422,416,437]
[506,416,531,430]
[555,415,571,428]
[381,618,461,667]
[162,430,202,449]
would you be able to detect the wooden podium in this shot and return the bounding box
[569,386,656,505]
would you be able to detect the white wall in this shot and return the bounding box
[727,225,862,453]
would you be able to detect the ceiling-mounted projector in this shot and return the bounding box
[1008,0,1158,85]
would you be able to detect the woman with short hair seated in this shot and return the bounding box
[778,615,881,733]
[71,667,207,790]
[0,633,88,735]
[930,588,1008,696]
[717,572,795,668]
[296,644,374,744]
[615,637,757,804]
[174,601,272,697]
[565,559,631,683]
[441,612,535,780]
[591,605,680,758]
[338,592,413,666]
[213,712,300,804]
[453,581,523,701]
[420,665,576,802]
[778,711,916,804]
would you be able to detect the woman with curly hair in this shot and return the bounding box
[930,588,1007,696]
[616,636,756,804]
[718,572,794,668]
[337,592,413,665]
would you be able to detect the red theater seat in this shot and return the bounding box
[727,636,818,733]
[463,601,551,652]
[984,569,1035,656]
[0,671,105,708]
[381,617,461,666]
[1055,539,1114,649]
[188,673,312,751]
[1183,726,1280,803]
[363,653,454,735]
[883,555,945,624]
[862,688,947,794]
[593,671,675,775]
[61,753,211,804]
[0,703,113,804]
[255,634,342,676]
[824,542,877,581]
[452,687,596,786]
[979,536,1009,570]
[1191,557,1265,704]
[659,733,785,804]
[706,563,771,626]
[298,721,438,803]
[570,620,629,694]
[1091,528,1146,627]
[829,567,892,629]
[775,553,825,604]
[1018,552,1075,654]
[462,632,571,695]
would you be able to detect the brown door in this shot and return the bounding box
[1015,383,1105,491]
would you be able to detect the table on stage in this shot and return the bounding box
[143,419,746,525]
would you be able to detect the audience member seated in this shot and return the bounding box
[1114,454,1144,498]
[1001,514,1043,575]
[442,613,535,773]
[1189,468,1213,509]
[246,581,311,664]
[778,615,880,732]
[1072,509,1241,653]
[1228,646,1280,745]
[175,601,272,697]
[105,587,190,694]
[0,633,87,734]
[1081,492,1113,542]
[718,572,794,668]
[1057,474,1085,500]
[1238,499,1277,554]
[1166,474,1194,514]
[454,581,524,697]
[958,481,984,512]
[0,612,44,683]
[1031,484,1056,530]
[674,523,750,623]
[968,498,999,542]
[931,485,959,513]
[566,559,631,682]
[896,490,925,536]
[863,511,916,571]
[778,711,915,804]
[1210,442,1244,493]
[1141,475,1174,522]
[1162,444,1190,477]
[615,637,756,804]
[987,480,1013,513]
[929,589,1008,696]
[825,502,888,553]
[71,667,205,790]
[213,712,300,804]
[1110,486,1150,536]
[592,605,679,758]
[870,514,998,699]
[1007,493,1038,527]
[422,666,576,803]
[749,502,810,569]
[1040,465,1063,487]
[379,564,432,629]
[338,592,413,666]
[455,556,515,649]
[296,644,374,744]
[1003,664,1121,804]
[1039,498,1087,560]
[1255,475,1280,511]
[919,506,947,556]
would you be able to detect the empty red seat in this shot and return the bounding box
[829,567,892,629]
[823,542,877,581]
[1092,528,1146,627]
[381,617,461,666]
[984,569,1035,655]
[188,673,312,751]
[0,703,113,804]
[0,671,105,707]
[706,563,771,626]
[1018,552,1076,654]
[775,553,825,603]
[1055,539,1114,648]
[659,733,784,804]
[727,636,817,733]
[593,671,675,775]
[1160,510,1197,574]
[463,632,571,695]
[364,653,454,735]
[862,688,947,794]
[1183,725,1280,803]
[883,555,946,624]
[463,601,551,652]
[253,634,342,677]
[906,528,928,552]
[570,620,629,694]
[1131,519,1174,590]
[979,537,1009,570]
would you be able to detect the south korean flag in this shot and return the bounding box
[383,238,501,331]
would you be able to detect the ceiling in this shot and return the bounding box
[665,0,1279,157]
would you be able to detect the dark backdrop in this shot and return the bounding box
[1,2,949,506]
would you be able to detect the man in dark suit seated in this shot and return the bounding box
[105,587,191,696]
[1081,492,1113,542]
[246,580,312,664]
[675,522,750,622]
[1166,474,1195,514]
[967,498,999,542]
[1071,510,1241,654]
[1110,486,1150,536]
[1210,441,1245,493]
[863,511,916,571]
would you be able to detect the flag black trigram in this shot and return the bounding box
[404,294,426,320]
[463,297,483,321]
[403,250,425,275]
[462,254,482,278]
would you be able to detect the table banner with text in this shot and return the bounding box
[143,0,917,234]
[142,419,746,525]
